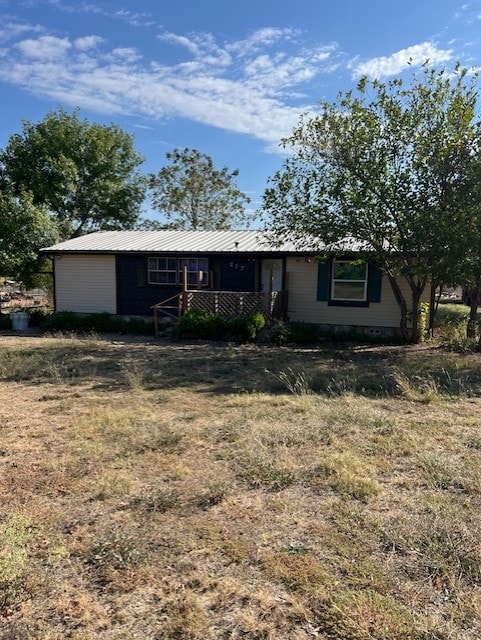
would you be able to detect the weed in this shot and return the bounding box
[261,550,329,592]
[307,452,380,502]
[88,529,145,572]
[91,470,133,500]
[0,514,34,614]
[197,482,229,508]
[266,367,313,396]
[418,452,481,494]
[121,361,151,391]
[313,589,428,640]
[240,457,297,491]
[130,488,180,513]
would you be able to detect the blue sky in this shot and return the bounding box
[0,0,480,224]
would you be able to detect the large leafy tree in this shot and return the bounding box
[0,108,146,239]
[149,148,251,230]
[0,190,58,284]
[262,65,480,342]
[450,151,481,341]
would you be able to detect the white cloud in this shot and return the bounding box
[0,21,44,42]
[15,35,71,59]
[109,47,142,63]
[351,42,453,78]
[74,35,104,50]
[0,28,337,146]
[159,32,201,55]
[159,31,232,69]
[228,27,299,56]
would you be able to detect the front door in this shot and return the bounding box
[261,259,283,293]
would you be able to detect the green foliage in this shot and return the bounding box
[228,311,265,341]
[1,108,146,239]
[88,529,144,572]
[419,302,430,340]
[39,311,154,335]
[149,147,251,230]
[177,308,226,339]
[436,303,470,326]
[177,309,265,342]
[433,304,477,348]
[272,322,321,344]
[0,191,58,281]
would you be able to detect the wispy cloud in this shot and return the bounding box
[351,42,453,78]
[0,21,44,41]
[44,0,155,27]
[0,26,339,145]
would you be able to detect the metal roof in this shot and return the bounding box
[41,229,316,254]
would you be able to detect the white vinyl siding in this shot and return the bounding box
[55,255,116,314]
[286,258,429,328]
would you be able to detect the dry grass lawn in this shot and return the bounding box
[1,332,481,639]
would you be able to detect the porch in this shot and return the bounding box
[152,289,287,337]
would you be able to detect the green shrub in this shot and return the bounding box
[27,309,48,328]
[288,322,320,344]
[434,304,470,340]
[270,321,320,345]
[227,311,265,341]
[0,313,11,330]
[39,311,85,332]
[178,309,265,342]
[177,308,225,339]
[39,311,154,335]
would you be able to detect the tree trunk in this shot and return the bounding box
[467,287,479,339]
[386,272,409,341]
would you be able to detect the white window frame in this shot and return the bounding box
[148,257,178,285]
[331,260,368,302]
[147,257,210,286]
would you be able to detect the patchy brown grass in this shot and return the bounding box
[1,333,481,638]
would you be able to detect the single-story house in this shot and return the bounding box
[41,229,429,337]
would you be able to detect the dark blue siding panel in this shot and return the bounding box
[219,257,256,291]
[117,254,181,316]
[367,263,382,303]
[317,261,330,301]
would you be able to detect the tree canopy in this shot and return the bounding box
[0,108,146,239]
[0,190,58,284]
[149,148,251,230]
[262,64,480,341]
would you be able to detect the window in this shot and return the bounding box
[179,258,209,287]
[331,260,367,301]
[147,257,209,286]
[148,257,177,284]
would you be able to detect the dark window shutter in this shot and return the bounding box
[367,263,382,303]
[317,261,330,301]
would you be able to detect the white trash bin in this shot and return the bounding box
[10,311,29,331]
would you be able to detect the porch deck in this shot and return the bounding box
[152,290,287,337]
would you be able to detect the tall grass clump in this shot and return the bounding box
[266,367,313,396]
